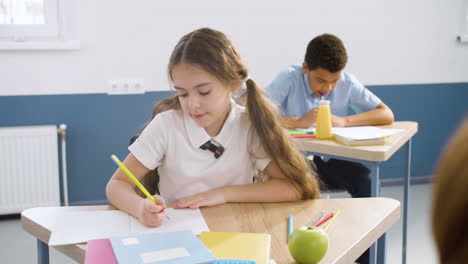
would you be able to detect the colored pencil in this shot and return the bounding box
[288,131,315,135]
[313,212,334,227]
[324,210,341,232]
[288,215,293,241]
[307,211,325,226]
[291,134,316,139]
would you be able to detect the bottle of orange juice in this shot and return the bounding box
[316,100,332,139]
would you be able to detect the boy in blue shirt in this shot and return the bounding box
[265,34,394,264]
[266,33,393,130]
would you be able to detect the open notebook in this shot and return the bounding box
[49,208,210,246]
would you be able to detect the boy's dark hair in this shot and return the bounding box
[304,33,348,73]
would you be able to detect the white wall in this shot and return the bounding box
[1,0,467,96]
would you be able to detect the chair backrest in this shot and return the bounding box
[320,189,347,199]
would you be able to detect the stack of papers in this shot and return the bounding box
[297,126,404,145]
[332,127,404,146]
[332,126,404,141]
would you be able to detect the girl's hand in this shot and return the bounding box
[174,188,226,209]
[136,195,167,227]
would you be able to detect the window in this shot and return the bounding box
[0,0,79,50]
[0,0,46,25]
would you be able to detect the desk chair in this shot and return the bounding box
[308,155,348,199]
[320,188,348,199]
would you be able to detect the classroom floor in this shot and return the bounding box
[0,183,438,264]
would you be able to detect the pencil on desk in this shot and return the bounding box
[313,212,334,227]
[288,215,293,241]
[307,211,324,226]
[288,131,315,135]
[324,210,341,233]
[291,134,316,139]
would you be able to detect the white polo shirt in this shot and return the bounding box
[128,100,271,203]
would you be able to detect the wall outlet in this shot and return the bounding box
[457,34,468,43]
[107,79,145,95]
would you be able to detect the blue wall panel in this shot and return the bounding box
[368,83,468,181]
[2,92,172,203]
[1,83,467,203]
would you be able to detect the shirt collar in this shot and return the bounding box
[212,99,238,146]
[302,72,316,98]
[183,99,238,149]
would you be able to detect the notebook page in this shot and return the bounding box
[49,210,131,246]
[129,208,210,235]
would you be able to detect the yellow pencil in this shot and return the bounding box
[110,154,157,205]
[324,210,341,233]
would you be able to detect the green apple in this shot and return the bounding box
[288,226,329,264]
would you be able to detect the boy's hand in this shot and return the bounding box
[301,109,348,127]
[136,195,167,227]
[300,108,318,128]
[332,115,347,127]
[173,188,226,209]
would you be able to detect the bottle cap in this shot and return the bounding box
[319,100,330,105]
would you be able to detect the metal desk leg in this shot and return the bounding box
[369,162,381,264]
[377,233,387,264]
[372,162,388,264]
[370,162,380,197]
[402,139,412,264]
[37,239,49,264]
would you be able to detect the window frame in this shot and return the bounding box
[0,0,61,40]
[0,0,79,50]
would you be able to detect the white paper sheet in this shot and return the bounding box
[296,126,404,140]
[332,126,404,140]
[130,208,210,235]
[48,208,210,246]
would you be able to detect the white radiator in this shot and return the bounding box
[0,125,61,214]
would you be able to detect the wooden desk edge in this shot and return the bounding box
[21,207,95,263]
[21,198,402,264]
[380,123,418,161]
[296,121,419,162]
[21,213,50,244]
[335,198,401,264]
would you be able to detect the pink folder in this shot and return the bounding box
[85,239,118,264]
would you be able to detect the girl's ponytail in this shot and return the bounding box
[245,78,320,199]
